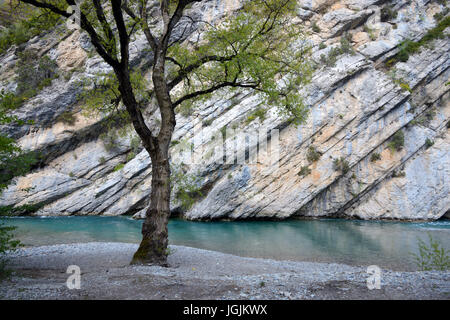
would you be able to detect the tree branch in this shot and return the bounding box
[167,54,237,91]
[173,81,260,108]
[139,0,157,52]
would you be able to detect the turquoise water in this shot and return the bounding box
[2,216,450,270]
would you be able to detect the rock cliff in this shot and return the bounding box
[0,0,449,220]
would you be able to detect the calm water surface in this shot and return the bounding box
[2,216,450,270]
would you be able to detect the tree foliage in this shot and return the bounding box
[69,0,312,127]
[166,0,313,124]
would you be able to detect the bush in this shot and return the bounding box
[392,170,405,177]
[56,111,76,125]
[0,91,24,112]
[306,146,321,163]
[0,222,22,278]
[410,234,450,271]
[364,25,377,41]
[388,16,450,66]
[333,157,350,174]
[425,138,434,148]
[434,8,449,22]
[319,34,355,67]
[126,152,136,162]
[380,6,398,22]
[113,163,125,172]
[0,5,62,55]
[297,166,311,177]
[130,136,142,154]
[388,130,405,152]
[370,152,381,162]
[245,107,267,125]
[98,156,106,165]
[16,51,58,98]
[202,118,213,127]
[311,22,321,33]
[171,166,203,211]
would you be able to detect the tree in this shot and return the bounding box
[0,91,32,277]
[15,0,312,266]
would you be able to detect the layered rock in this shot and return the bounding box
[0,0,449,220]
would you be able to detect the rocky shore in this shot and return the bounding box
[1,242,449,300]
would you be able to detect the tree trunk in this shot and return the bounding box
[130,48,175,266]
[131,150,171,266]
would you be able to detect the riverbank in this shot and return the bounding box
[1,242,449,300]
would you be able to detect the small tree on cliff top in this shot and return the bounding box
[16,0,312,266]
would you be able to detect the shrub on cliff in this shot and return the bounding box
[0,2,62,55]
[388,130,405,152]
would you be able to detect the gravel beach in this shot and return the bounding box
[0,242,449,300]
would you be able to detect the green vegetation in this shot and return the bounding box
[113,163,125,172]
[0,3,62,55]
[306,146,321,163]
[99,126,137,153]
[245,107,267,125]
[0,51,59,112]
[425,138,434,148]
[98,156,106,165]
[392,170,405,177]
[202,118,213,127]
[177,102,194,117]
[387,130,405,152]
[130,136,141,154]
[370,152,381,162]
[389,69,412,93]
[319,33,355,67]
[220,125,228,140]
[56,111,76,125]
[410,234,450,271]
[380,6,398,22]
[388,16,450,66]
[0,68,36,277]
[410,109,436,127]
[319,42,327,50]
[297,165,311,177]
[171,166,203,211]
[311,22,321,33]
[433,7,449,22]
[0,222,22,278]
[333,157,350,174]
[398,81,412,93]
[364,25,376,41]
[0,203,42,216]
[0,92,38,191]
[126,152,136,162]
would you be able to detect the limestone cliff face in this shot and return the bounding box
[0,0,449,220]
